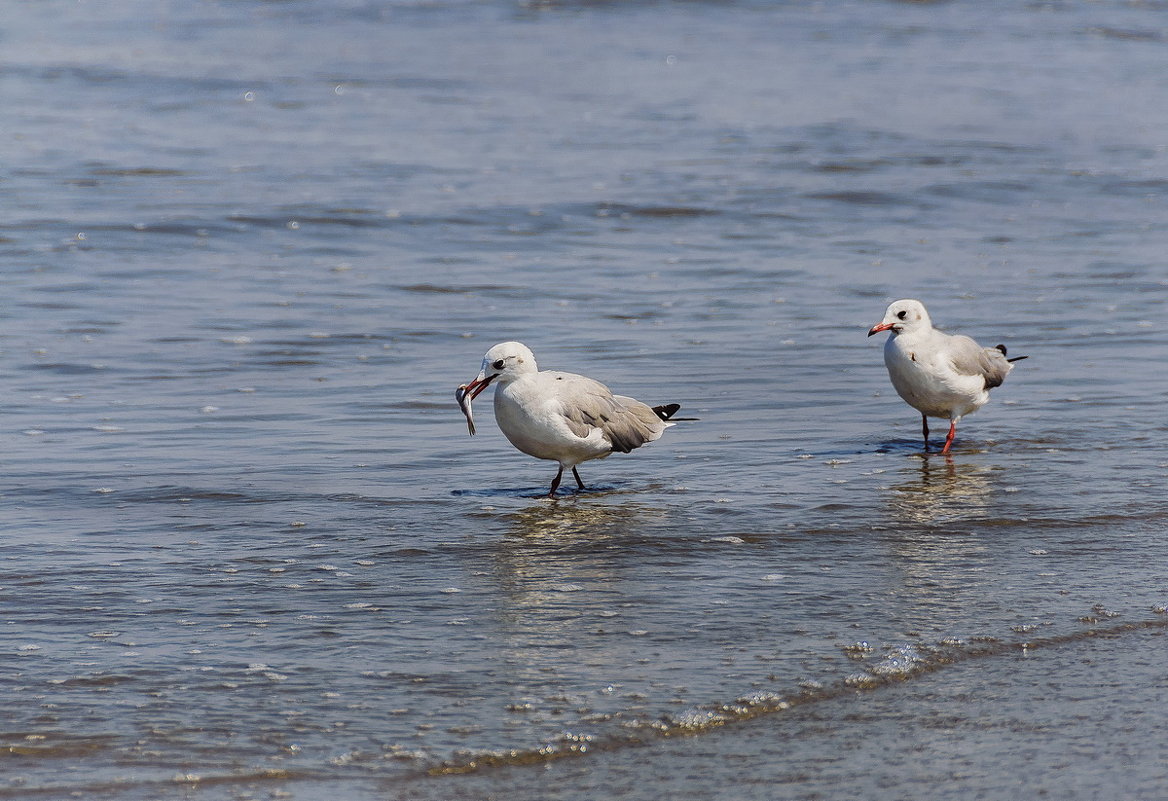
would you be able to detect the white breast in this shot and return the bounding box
[493,374,612,465]
[884,334,989,420]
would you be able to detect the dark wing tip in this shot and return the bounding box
[652,403,681,421]
[997,343,1029,362]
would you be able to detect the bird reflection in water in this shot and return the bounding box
[483,500,671,719]
[491,499,670,604]
[502,497,662,544]
[880,456,1006,619]
[887,454,997,526]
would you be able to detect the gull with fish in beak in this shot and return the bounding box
[457,341,680,497]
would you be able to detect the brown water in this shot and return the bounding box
[2,1,1167,799]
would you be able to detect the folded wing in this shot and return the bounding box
[556,375,672,454]
[947,334,1014,389]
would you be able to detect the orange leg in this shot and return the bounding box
[941,420,957,454]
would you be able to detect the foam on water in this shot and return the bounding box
[427,613,1168,778]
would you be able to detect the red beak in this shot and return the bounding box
[463,373,495,399]
[867,322,895,337]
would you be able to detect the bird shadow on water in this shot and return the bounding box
[450,481,649,500]
[872,436,1005,457]
[452,486,558,499]
[873,438,930,456]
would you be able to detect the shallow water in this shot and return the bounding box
[2,1,1167,799]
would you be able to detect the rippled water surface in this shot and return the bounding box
[2,1,1167,799]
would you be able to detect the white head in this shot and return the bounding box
[868,299,933,338]
[462,341,538,399]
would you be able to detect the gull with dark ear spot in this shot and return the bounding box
[867,299,1027,454]
[458,341,680,497]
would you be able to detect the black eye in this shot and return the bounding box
[896,310,907,320]
[492,359,505,370]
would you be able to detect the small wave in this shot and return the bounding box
[1088,26,1163,42]
[46,673,135,688]
[87,166,187,177]
[0,732,117,761]
[1100,178,1168,197]
[24,362,109,375]
[397,283,523,295]
[610,204,721,218]
[0,768,304,800]
[803,190,916,206]
[926,180,1034,203]
[427,615,1168,776]
[109,486,275,505]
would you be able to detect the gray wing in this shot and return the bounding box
[947,334,1013,389]
[555,374,667,453]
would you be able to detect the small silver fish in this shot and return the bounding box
[455,384,475,435]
